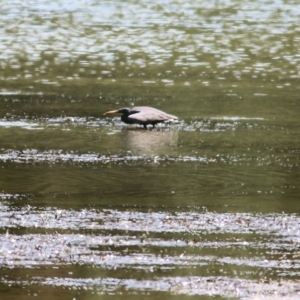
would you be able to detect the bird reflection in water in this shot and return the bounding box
[125,130,178,155]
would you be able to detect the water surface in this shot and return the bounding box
[1,1,300,299]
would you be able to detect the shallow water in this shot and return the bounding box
[1,1,300,299]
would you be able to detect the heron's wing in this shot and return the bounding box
[126,112,154,123]
[127,112,176,124]
[131,107,178,122]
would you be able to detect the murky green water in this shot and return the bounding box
[1,1,300,299]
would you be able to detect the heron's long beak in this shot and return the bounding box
[103,110,119,116]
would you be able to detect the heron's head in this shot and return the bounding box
[116,108,131,115]
[103,107,131,116]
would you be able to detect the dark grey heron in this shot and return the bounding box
[104,106,178,129]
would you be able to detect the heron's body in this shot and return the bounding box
[104,106,178,129]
